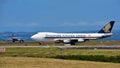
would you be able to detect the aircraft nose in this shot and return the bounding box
[31,33,45,41]
[31,35,37,40]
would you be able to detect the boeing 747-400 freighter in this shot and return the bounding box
[31,21,115,45]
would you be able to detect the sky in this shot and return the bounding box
[0,0,120,32]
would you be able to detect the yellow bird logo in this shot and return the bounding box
[103,23,111,32]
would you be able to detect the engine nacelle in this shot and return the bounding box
[63,39,71,43]
[54,39,63,43]
[78,38,84,42]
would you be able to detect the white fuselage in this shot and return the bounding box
[30,21,115,45]
[31,32,112,42]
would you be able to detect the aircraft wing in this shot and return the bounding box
[53,38,85,45]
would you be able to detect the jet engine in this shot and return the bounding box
[77,38,84,42]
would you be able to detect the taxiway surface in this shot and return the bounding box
[1,45,120,49]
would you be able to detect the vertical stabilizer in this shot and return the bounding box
[98,21,115,33]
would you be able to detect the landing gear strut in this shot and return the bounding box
[39,42,42,45]
[70,42,75,45]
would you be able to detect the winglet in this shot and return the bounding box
[98,21,115,33]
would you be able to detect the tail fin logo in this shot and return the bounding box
[98,21,115,33]
[103,23,111,33]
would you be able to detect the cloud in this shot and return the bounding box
[1,22,42,27]
[61,21,105,27]
[1,21,107,28]
[1,22,62,28]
